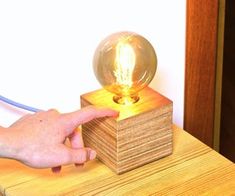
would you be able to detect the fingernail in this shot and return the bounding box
[89,150,97,160]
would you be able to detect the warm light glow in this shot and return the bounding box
[93,31,157,105]
[114,41,136,95]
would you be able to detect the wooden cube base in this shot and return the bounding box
[81,87,173,174]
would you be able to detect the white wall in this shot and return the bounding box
[0,0,186,127]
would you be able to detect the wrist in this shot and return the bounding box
[0,127,20,160]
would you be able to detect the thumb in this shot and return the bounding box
[51,147,96,172]
[70,148,97,164]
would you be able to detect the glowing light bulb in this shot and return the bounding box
[93,31,157,105]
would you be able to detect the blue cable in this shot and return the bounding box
[0,95,42,113]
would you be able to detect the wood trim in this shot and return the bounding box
[214,0,225,151]
[184,0,219,147]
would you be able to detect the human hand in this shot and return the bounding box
[0,106,118,172]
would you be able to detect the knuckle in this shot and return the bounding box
[48,108,58,113]
[47,109,59,115]
[77,150,87,163]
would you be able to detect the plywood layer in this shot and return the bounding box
[81,87,173,174]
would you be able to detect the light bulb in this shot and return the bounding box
[93,31,157,105]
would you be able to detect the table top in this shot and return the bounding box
[0,126,234,195]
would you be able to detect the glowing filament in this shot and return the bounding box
[114,42,136,93]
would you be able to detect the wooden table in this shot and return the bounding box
[0,126,234,195]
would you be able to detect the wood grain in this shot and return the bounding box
[184,0,219,147]
[0,126,234,195]
[81,87,173,174]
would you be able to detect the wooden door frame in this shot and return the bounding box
[184,0,225,149]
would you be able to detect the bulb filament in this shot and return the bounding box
[114,41,136,95]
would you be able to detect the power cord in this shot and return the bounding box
[0,95,41,112]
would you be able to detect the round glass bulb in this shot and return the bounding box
[93,31,157,105]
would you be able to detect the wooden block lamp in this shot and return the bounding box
[81,31,173,174]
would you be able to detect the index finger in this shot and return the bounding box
[59,106,119,134]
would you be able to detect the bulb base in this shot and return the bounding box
[113,95,139,105]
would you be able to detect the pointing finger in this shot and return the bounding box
[59,106,119,134]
